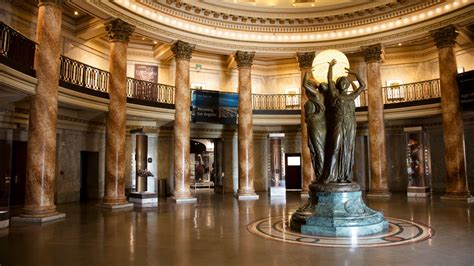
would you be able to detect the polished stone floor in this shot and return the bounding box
[1,192,473,266]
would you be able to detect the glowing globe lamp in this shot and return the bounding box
[312,49,350,83]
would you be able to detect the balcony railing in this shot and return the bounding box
[253,94,301,110]
[60,56,109,93]
[0,23,35,75]
[382,79,441,104]
[1,22,442,112]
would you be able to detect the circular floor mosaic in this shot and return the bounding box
[247,216,433,248]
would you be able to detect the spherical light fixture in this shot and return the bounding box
[312,49,350,83]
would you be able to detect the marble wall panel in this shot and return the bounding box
[252,138,268,192]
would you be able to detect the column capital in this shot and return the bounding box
[363,43,384,63]
[37,0,64,7]
[235,51,255,68]
[171,40,195,60]
[104,19,135,43]
[296,52,315,70]
[430,25,458,49]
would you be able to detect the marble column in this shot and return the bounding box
[296,52,315,198]
[363,44,391,198]
[101,19,135,208]
[17,0,65,222]
[235,51,259,200]
[430,25,473,202]
[171,40,197,203]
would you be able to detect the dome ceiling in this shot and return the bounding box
[68,0,474,56]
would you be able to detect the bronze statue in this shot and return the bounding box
[303,59,366,186]
[302,73,327,180]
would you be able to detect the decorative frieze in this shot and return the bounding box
[104,19,135,42]
[37,0,64,7]
[296,52,315,70]
[363,43,384,63]
[171,40,195,60]
[235,51,255,68]
[430,25,458,49]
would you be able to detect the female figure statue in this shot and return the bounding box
[322,59,366,183]
[302,73,327,181]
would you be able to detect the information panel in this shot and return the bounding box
[192,90,238,124]
[457,70,474,111]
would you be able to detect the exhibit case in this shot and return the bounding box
[404,127,432,197]
[268,134,286,201]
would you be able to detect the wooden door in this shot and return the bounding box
[10,141,27,206]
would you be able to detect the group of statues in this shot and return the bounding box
[303,59,366,185]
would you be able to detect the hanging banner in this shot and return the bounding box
[192,90,238,124]
[457,70,474,111]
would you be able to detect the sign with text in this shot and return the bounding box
[192,90,238,124]
[457,70,474,111]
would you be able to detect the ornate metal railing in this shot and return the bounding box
[59,56,109,92]
[382,79,441,104]
[127,78,174,104]
[0,22,36,75]
[1,22,442,112]
[252,94,301,110]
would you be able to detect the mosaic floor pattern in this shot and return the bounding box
[247,216,434,248]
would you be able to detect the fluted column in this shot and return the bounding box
[19,0,64,221]
[171,40,197,203]
[363,44,391,198]
[430,25,472,202]
[102,19,135,207]
[296,52,315,197]
[235,51,259,200]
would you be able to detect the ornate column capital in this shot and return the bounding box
[171,40,195,60]
[363,43,384,63]
[296,52,315,70]
[430,25,458,49]
[104,19,135,43]
[235,51,255,68]
[37,0,64,7]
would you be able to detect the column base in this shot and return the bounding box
[171,197,197,203]
[129,192,158,208]
[407,186,431,198]
[0,211,9,229]
[367,191,392,199]
[440,194,474,203]
[235,193,259,201]
[11,212,66,223]
[98,203,134,210]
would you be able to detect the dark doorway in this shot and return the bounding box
[80,151,100,202]
[0,139,12,209]
[285,153,302,190]
[10,141,27,206]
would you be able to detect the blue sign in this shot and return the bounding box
[192,90,238,124]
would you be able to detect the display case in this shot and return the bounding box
[268,134,286,201]
[404,127,432,197]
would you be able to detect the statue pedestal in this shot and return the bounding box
[290,184,388,237]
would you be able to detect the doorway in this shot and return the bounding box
[10,141,27,206]
[190,138,224,192]
[285,153,302,190]
[80,151,100,202]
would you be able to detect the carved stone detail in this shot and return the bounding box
[235,51,255,68]
[430,25,458,49]
[104,19,135,42]
[171,40,195,60]
[38,0,64,6]
[363,43,384,63]
[296,52,315,70]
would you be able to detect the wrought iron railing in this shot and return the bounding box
[1,22,442,112]
[382,79,441,104]
[0,22,36,75]
[252,94,301,110]
[127,78,174,104]
[60,56,109,92]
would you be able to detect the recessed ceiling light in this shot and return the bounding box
[74,11,79,16]
[398,43,402,46]
[153,41,158,44]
